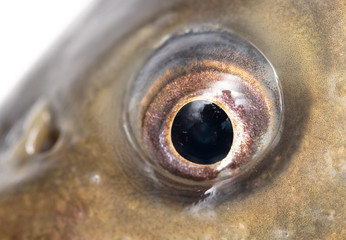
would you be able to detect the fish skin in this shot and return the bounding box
[0,0,345,239]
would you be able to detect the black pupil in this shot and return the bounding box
[171,100,233,165]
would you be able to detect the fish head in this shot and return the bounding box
[0,0,345,239]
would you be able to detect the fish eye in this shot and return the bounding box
[171,100,233,165]
[124,29,283,184]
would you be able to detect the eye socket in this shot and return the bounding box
[125,29,283,183]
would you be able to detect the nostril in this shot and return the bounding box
[5,101,62,161]
[38,128,60,153]
[0,101,61,192]
[24,104,60,155]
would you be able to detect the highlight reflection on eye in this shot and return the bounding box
[125,29,283,183]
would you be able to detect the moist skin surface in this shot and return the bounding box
[0,0,345,239]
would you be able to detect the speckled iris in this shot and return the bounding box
[171,100,233,165]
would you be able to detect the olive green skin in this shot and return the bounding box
[0,0,344,239]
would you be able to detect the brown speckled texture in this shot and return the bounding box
[142,65,270,180]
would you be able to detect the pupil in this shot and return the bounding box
[171,100,233,165]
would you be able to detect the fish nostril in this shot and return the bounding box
[37,128,60,153]
[0,101,61,192]
[23,102,60,156]
[2,101,62,162]
[25,124,60,155]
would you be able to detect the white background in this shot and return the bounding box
[0,1,95,107]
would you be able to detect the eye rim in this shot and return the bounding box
[141,63,272,180]
[124,28,284,184]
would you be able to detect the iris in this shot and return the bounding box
[171,100,233,165]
